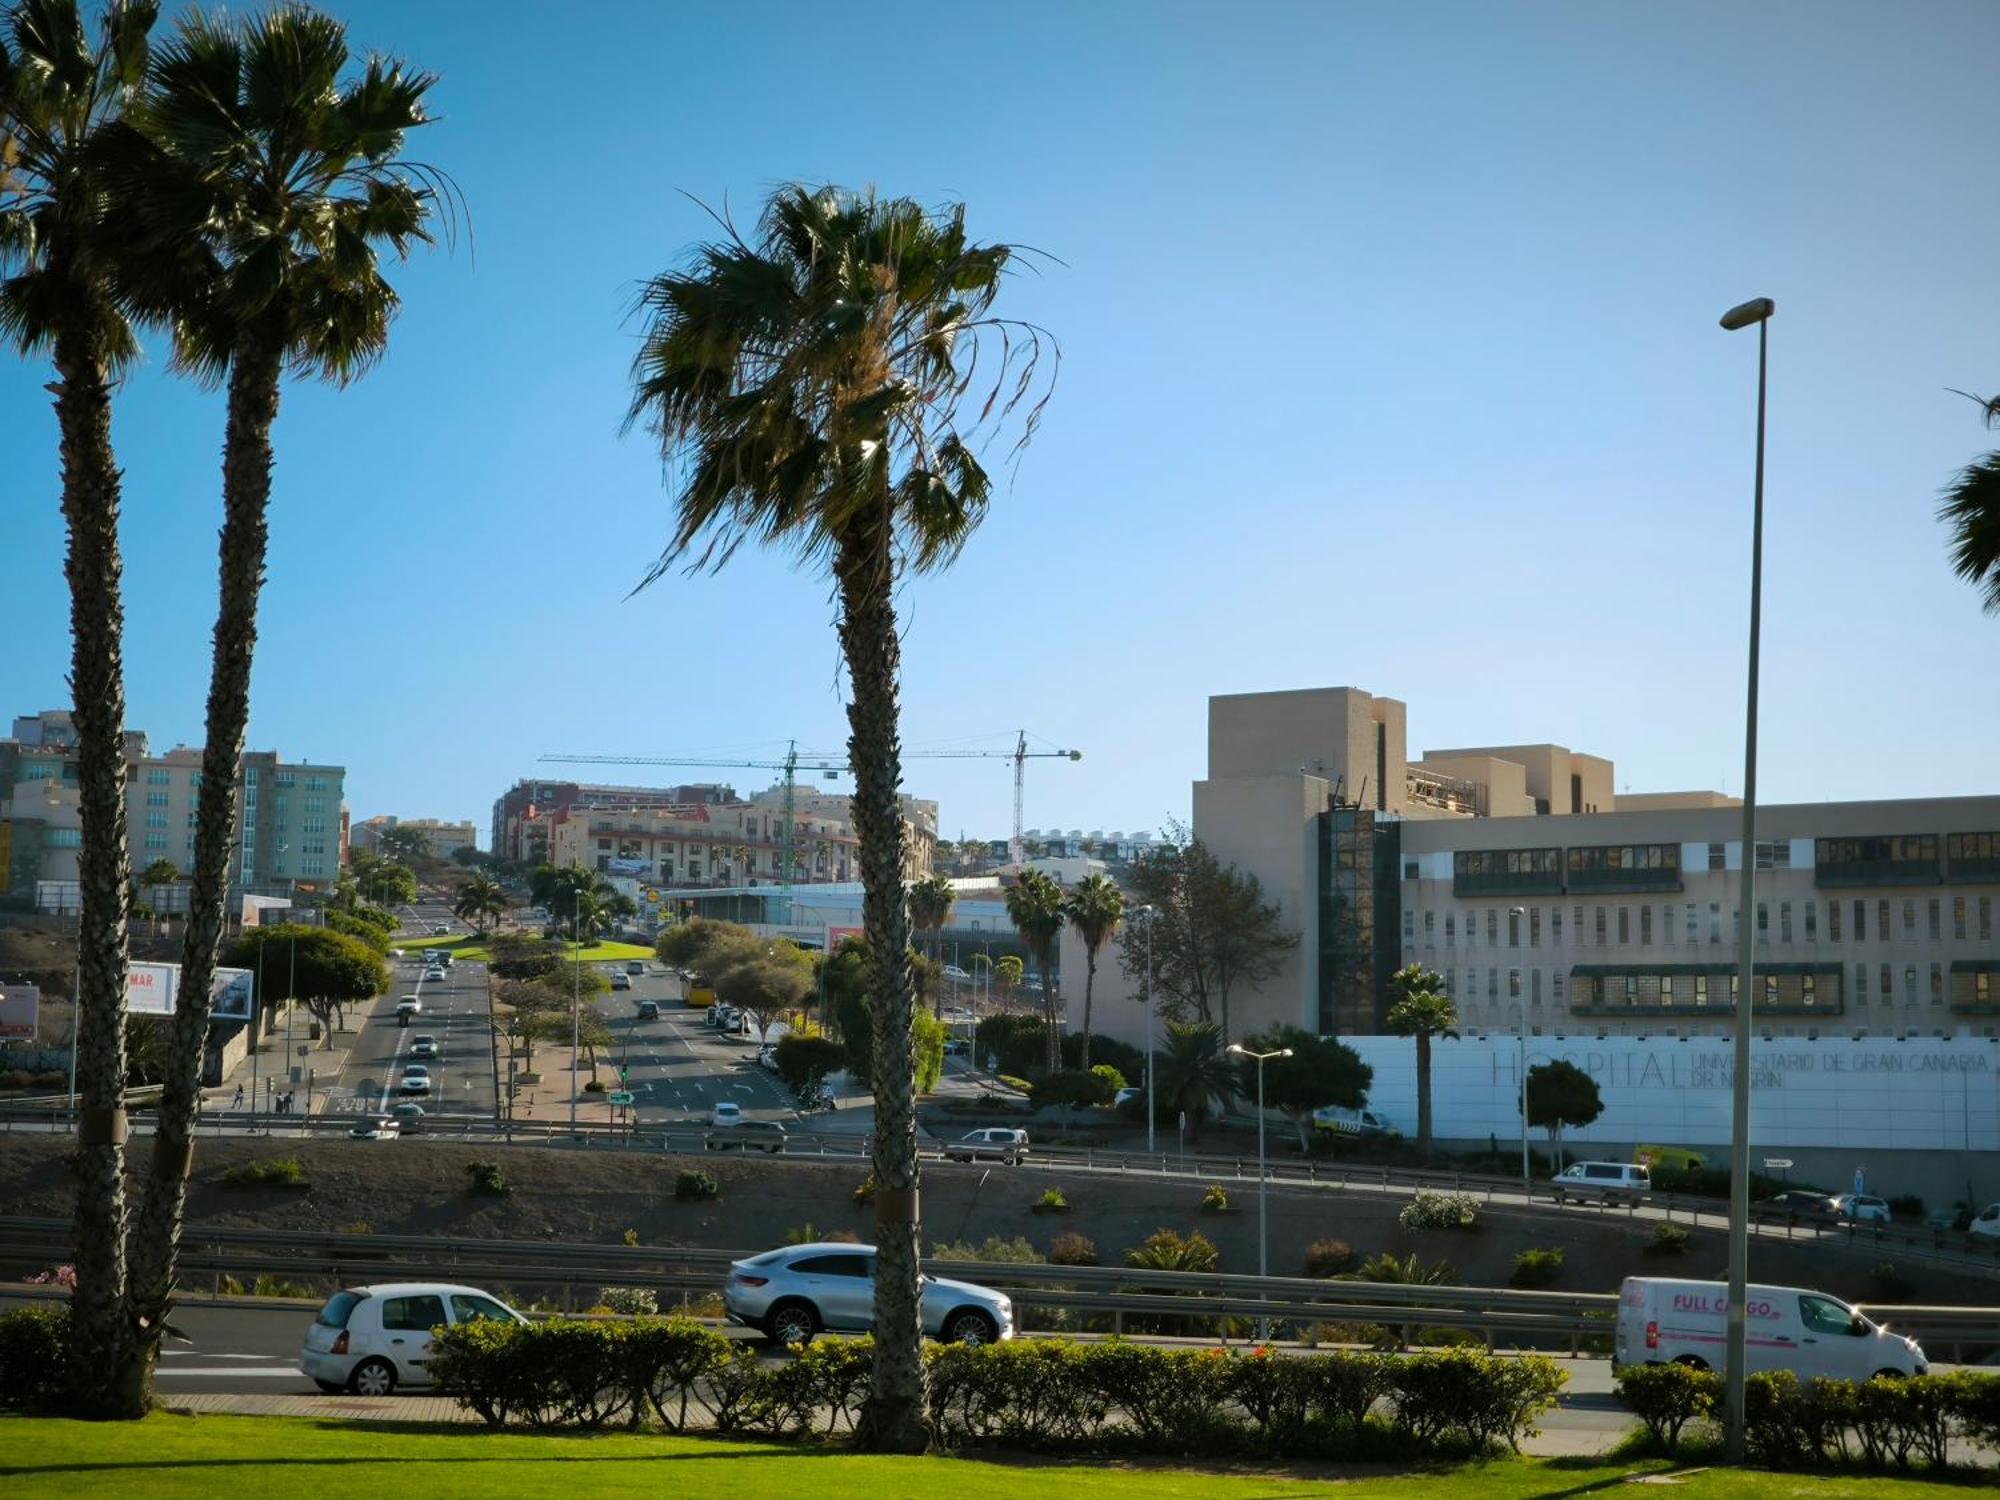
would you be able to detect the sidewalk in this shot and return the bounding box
[208,1000,360,1120]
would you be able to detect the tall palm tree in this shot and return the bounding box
[1155,1020,1232,1143]
[1386,963,1455,1159]
[1062,873,1123,1071]
[627,184,1054,1453]
[1939,394,2000,613]
[907,873,955,1017]
[122,5,446,1402]
[454,870,505,935]
[1003,868,1065,1072]
[1,0,158,1416]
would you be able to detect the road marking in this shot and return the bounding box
[156,1367,305,1379]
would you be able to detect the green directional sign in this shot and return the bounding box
[607,1091,635,1107]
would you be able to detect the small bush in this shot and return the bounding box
[1038,1187,1067,1210]
[599,1287,658,1316]
[1124,1227,1219,1273]
[220,1156,306,1188]
[0,1304,70,1411]
[781,1223,858,1245]
[467,1162,510,1197]
[339,1221,374,1236]
[1509,1247,1565,1287]
[852,1175,877,1206]
[622,1228,640,1247]
[674,1169,718,1203]
[1399,1189,1479,1231]
[1304,1239,1356,1277]
[583,1078,606,1093]
[1047,1231,1098,1266]
[1647,1222,1692,1257]
[930,1236,1043,1264]
[1030,1068,1116,1108]
[1614,1362,1719,1454]
[997,1074,1034,1093]
[1201,1183,1229,1212]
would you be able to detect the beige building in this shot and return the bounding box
[351,816,478,859]
[548,799,861,887]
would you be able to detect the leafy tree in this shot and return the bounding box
[821,936,875,1079]
[324,909,389,953]
[136,858,178,888]
[1234,1024,1373,1149]
[1062,873,1123,1071]
[1116,823,1298,1040]
[1004,869,1065,1072]
[351,853,415,908]
[218,924,386,1046]
[491,978,566,1072]
[907,874,956,1017]
[912,1006,946,1095]
[1386,963,1456,1158]
[487,933,562,983]
[713,950,813,1040]
[628,183,1054,1452]
[452,871,505,935]
[1154,1020,1233,1142]
[374,825,433,862]
[1524,1058,1603,1172]
[992,954,1023,1010]
[1,0,161,1412]
[1938,392,2000,612]
[773,1033,844,1095]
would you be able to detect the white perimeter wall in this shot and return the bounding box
[1344,1033,2000,1153]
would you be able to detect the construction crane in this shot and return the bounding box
[539,731,1081,913]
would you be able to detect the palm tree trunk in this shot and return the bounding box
[126,330,286,1394]
[1415,1032,1434,1157]
[836,516,930,1455]
[1079,952,1096,1072]
[52,319,139,1417]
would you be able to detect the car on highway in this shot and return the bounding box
[396,997,422,1023]
[610,972,632,991]
[431,923,449,935]
[409,1035,439,1059]
[347,1117,399,1141]
[1834,1193,1892,1226]
[300,1283,527,1394]
[636,1000,660,1021]
[391,1103,426,1131]
[1759,1190,1839,1218]
[724,1243,1012,1347]
[627,960,646,976]
[710,1101,744,1128]
[1614,1276,1926,1380]
[940,964,971,983]
[942,1127,1030,1165]
[399,1064,433,1096]
[1552,1160,1651,1206]
[706,1120,787,1154]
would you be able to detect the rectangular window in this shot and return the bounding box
[1487,910,1498,945]
[1802,974,1817,1007]
[1686,903,1698,942]
[1508,968,1522,999]
[1617,907,1629,944]
[1623,976,1639,1005]
[244,768,258,786]
[1904,966,1918,1003]
[1487,968,1498,998]
[144,812,166,829]
[1757,902,1769,935]
[144,833,165,851]
[146,768,169,786]
[1878,899,1891,940]
[1507,909,1520,948]
[1954,896,1967,941]
[1829,900,1842,942]
[1779,902,1792,944]
[1804,901,1817,941]
[1530,968,1543,1007]
[1662,903,1674,945]
[1855,900,1867,942]
[1928,899,1941,940]
[1553,970,1565,1001]
[1403,909,1415,941]
[1881,963,1893,1002]
[1981,897,1993,942]
[1423,910,1435,941]
[1856,964,1867,1004]
[1708,842,1726,871]
[1552,908,1563,946]
[1639,905,1652,945]
[1529,908,1541,947]
[1444,913,1455,945]
[1709,903,1721,944]
[1765,973,1779,1005]
[1903,900,1916,937]
[145,791,167,807]
[1931,963,1944,1004]
[1694,974,1709,1007]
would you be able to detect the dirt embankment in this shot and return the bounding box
[0,1133,1988,1307]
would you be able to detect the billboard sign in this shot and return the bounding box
[211,967,255,1022]
[124,963,254,1022]
[0,983,36,1041]
[824,923,864,953]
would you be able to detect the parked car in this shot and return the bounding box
[610,972,632,991]
[399,1064,433,1096]
[626,960,646,976]
[409,1035,439,1059]
[299,1283,526,1394]
[1968,1204,2000,1241]
[724,1243,1012,1347]
[1834,1193,1892,1226]
[943,1039,970,1057]
[636,1000,660,1021]
[942,1127,1030,1165]
[706,1120,787,1154]
[710,1101,744,1128]
[1614,1276,1926,1380]
[390,1103,426,1131]
[1553,1160,1652,1205]
[348,1117,399,1141]
[1759,1190,1839,1219]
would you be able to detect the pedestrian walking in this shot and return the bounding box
[232,1083,244,1109]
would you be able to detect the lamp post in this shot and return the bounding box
[570,890,584,1133]
[1228,1042,1293,1280]
[1136,905,1157,1155]
[1509,906,1530,1194]
[1719,293,1775,1462]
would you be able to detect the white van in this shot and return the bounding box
[1615,1277,1927,1381]
[1553,1160,1651,1204]
[1312,1105,1395,1137]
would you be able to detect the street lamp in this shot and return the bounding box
[1719,293,1774,1462]
[570,890,584,1133]
[1227,1042,1293,1280]
[1134,905,1157,1155]
[1509,906,1529,1193]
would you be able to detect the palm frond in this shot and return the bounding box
[1938,450,2000,614]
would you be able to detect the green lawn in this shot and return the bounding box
[388,933,655,965]
[0,1416,1986,1499]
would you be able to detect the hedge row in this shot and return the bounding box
[0,1305,70,1410]
[428,1317,1565,1456]
[1617,1362,2000,1470]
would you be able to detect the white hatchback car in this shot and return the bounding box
[300,1283,526,1394]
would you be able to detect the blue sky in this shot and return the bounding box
[7,0,2000,845]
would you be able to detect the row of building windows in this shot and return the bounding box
[1569,843,1680,873]
[1435,964,1966,1012]
[1408,895,1996,949]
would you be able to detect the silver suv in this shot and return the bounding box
[724,1243,1013,1347]
[942,1127,1030,1164]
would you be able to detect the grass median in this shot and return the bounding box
[391,934,656,964]
[0,1415,1987,1499]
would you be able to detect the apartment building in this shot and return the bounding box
[351,815,478,859]
[548,799,859,886]
[490,779,736,865]
[1,710,347,911]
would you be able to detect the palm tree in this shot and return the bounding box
[1062,874,1123,1071]
[1155,1020,1233,1143]
[1386,963,1455,1159]
[1,0,159,1416]
[123,5,446,1400]
[1004,868,1067,1073]
[454,871,505,935]
[907,874,955,1018]
[1938,394,2000,612]
[627,184,1054,1453]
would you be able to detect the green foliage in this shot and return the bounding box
[0,1304,70,1411]
[1524,1058,1605,1144]
[929,1236,1044,1264]
[1235,1024,1374,1145]
[1304,1239,1355,1277]
[1647,1221,1692,1257]
[598,1287,658,1316]
[1155,1020,1234,1133]
[467,1162,509,1197]
[220,1156,306,1188]
[1341,1251,1457,1286]
[674,1169,718,1203]
[913,1005,946,1094]
[1030,1067,1116,1108]
[772,1033,845,1095]
[1037,1187,1067,1210]
[324,909,390,952]
[1123,1227,1219,1273]
[851,1174,876,1206]
[1201,1182,1229,1212]
[218,925,388,1010]
[1614,1362,1718,1454]
[1399,1189,1480,1230]
[1389,1348,1566,1453]
[1509,1247,1565,1287]
[1047,1230,1098,1266]
[488,935,564,982]
[1386,965,1457,1039]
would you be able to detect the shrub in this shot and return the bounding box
[340,1221,374,1236]
[1201,1183,1229,1212]
[0,1304,69,1411]
[1647,1221,1692,1257]
[1089,1063,1126,1094]
[1030,1068,1116,1109]
[1509,1247,1565,1287]
[1038,1187,1067,1210]
[1388,1348,1566,1453]
[1398,1189,1479,1231]
[467,1162,509,1197]
[773,1034,846,1095]
[931,1236,1043,1263]
[1615,1362,1719,1454]
[1304,1239,1355,1277]
[781,1222,857,1245]
[1124,1227,1219,1273]
[622,1228,640,1247]
[674,1170,718,1203]
[1047,1231,1098,1266]
[220,1156,306,1188]
[249,1274,315,1299]
[0,1069,31,1090]
[583,1078,606,1093]
[852,1175,877,1206]
[997,1074,1034,1094]
[599,1287,659,1316]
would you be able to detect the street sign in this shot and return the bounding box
[607,1091,635,1106]
[1763,1158,1794,1170]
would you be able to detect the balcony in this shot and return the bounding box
[1815,836,1941,888]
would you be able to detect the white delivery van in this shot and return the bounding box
[1553,1160,1651,1204]
[1615,1277,1927,1381]
[1312,1105,1394,1137]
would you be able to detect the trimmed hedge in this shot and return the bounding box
[429,1318,1565,1456]
[1616,1362,2000,1470]
[0,1304,69,1411]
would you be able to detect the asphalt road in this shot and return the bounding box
[598,966,799,1126]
